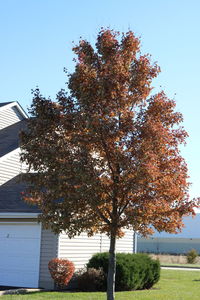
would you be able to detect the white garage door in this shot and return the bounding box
[0,223,41,288]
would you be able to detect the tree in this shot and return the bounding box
[20,29,197,300]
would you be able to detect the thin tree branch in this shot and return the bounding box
[96,206,111,225]
[118,200,129,216]
[100,132,116,182]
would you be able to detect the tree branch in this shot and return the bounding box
[118,200,129,216]
[96,206,111,225]
[100,132,116,182]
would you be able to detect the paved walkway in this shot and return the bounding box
[0,288,43,296]
[162,266,200,271]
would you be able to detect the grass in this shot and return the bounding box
[2,269,200,299]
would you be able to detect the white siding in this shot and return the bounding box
[0,106,24,130]
[0,148,28,185]
[101,230,134,253]
[58,233,102,269]
[39,228,58,289]
[58,230,133,270]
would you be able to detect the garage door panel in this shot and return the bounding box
[0,255,39,268]
[0,263,38,272]
[0,270,38,287]
[0,224,40,238]
[0,223,41,288]
[0,239,40,254]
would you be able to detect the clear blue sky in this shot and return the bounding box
[0,0,199,200]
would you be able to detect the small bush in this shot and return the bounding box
[48,258,75,288]
[77,268,105,291]
[87,252,160,291]
[186,249,198,264]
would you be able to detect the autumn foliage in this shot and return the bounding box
[48,258,75,288]
[20,28,198,300]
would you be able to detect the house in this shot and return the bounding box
[137,213,200,255]
[0,101,134,289]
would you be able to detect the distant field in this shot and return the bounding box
[150,253,200,265]
[2,269,200,299]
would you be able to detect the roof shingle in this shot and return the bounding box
[0,175,39,213]
[0,119,27,158]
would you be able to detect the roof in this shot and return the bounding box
[0,102,13,107]
[0,119,28,158]
[0,175,39,213]
[0,101,28,119]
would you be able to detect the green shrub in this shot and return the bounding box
[77,268,105,291]
[133,253,160,289]
[87,252,160,291]
[186,249,198,264]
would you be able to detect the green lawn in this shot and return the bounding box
[2,269,200,300]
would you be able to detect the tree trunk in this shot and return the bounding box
[107,231,116,300]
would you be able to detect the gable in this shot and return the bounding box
[0,101,28,130]
[0,102,13,107]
